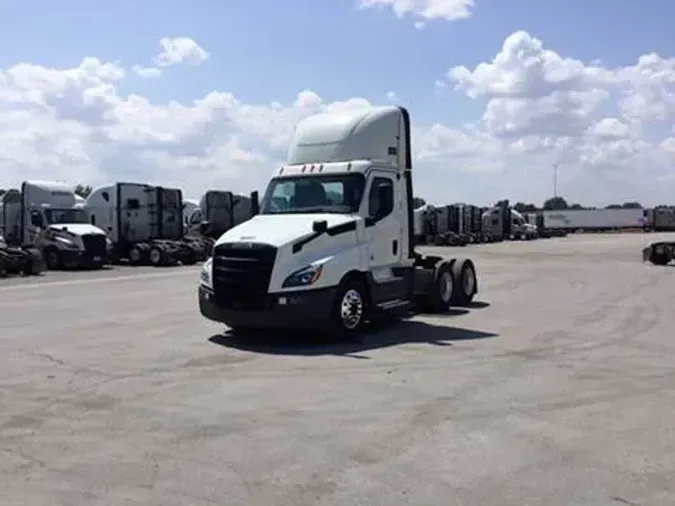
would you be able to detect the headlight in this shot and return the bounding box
[282,264,323,288]
[55,236,75,248]
[200,257,213,288]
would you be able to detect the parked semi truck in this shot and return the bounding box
[0,181,109,269]
[644,207,675,232]
[85,182,210,266]
[184,190,259,239]
[198,105,479,336]
[642,206,675,265]
[482,205,538,241]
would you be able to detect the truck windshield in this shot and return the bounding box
[261,174,365,215]
[44,208,90,224]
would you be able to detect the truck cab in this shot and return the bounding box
[86,182,209,266]
[198,106,479,336]
[184,190,258,239]
[511,209,538,239]
[0,181,109,269]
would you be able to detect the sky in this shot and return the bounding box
[0,0,674,207]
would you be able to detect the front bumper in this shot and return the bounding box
[198,285,336,329]
[60,249,107,268]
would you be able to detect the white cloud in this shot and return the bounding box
[357,0,474,25]
[0,30,674,206]
[385,90,398,101]
[153,37,208,67]
[131,65,162,78]
[432,30,675,204]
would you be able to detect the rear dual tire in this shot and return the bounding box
[426,259,476,313]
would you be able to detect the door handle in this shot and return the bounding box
[392,240,398,255]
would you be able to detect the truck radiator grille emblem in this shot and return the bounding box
[212,242,277,311]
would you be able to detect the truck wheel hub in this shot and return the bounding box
[340,289,363,330]
[463,268,475,295]
[440,271,453,302]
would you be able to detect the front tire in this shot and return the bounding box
[182,247,197,265]
[426,262,454,313]
[149,246,164,266]
[129,246,143,265]
[329,277,368,338]
[44,247,61,270]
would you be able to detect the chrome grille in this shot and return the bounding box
[212,243,277,310]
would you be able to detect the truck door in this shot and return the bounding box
[157,188,183,239]
[365,172,405,302]
[118,183,152,243]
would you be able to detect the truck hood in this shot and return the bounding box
[215,213,358,247]
[48,223,106,236]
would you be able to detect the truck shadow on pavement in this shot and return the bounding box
[207,302,496,358]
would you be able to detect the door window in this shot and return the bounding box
[368,177,394,223]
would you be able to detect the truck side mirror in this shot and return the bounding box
[30,212,43,228]
[250,191,260,216]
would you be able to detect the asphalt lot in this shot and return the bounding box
[2,233,675,505]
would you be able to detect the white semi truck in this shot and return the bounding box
[85,182,210,266]
[481,205,538,241]
[198,106,479,336]
[0,181,109,269]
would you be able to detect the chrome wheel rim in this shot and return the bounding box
[440,271,453,302]
[150,249,161,263]
[340,289,364,330]
[463,267,475,295]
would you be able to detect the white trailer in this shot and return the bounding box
[0,181,109,269]
[198,105,480,337]
[542,209,646,230]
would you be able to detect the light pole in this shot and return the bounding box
[552,162,560,198]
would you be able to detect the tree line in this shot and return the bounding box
[509,197,651,213]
